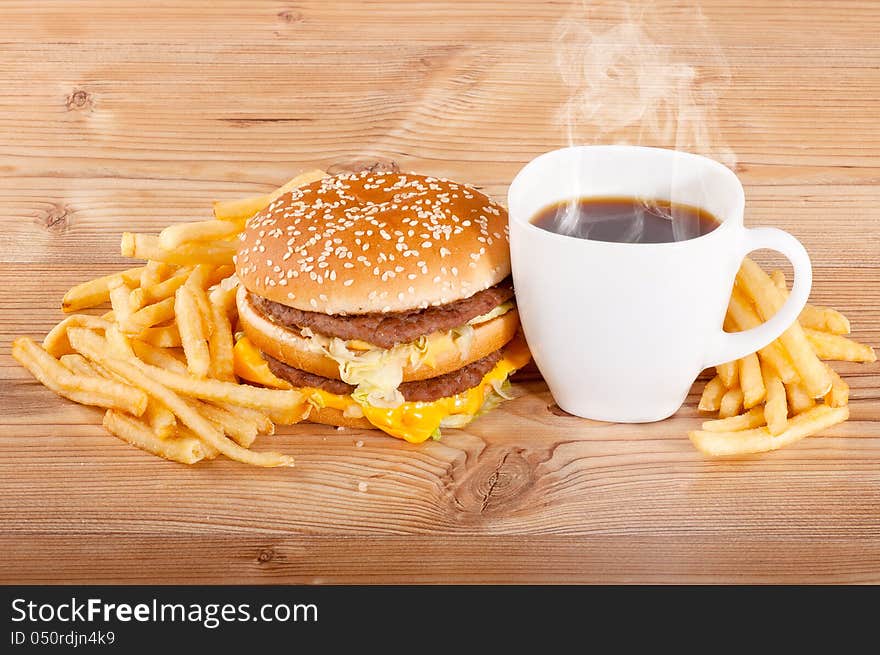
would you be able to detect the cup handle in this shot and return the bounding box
[703,227,812,369]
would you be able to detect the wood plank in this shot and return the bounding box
[3,534,879,584]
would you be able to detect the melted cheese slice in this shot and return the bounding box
[233,334,532,443]
[233,336,292,389]
[359,336,530,443]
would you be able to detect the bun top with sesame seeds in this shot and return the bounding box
[236,171,511,315]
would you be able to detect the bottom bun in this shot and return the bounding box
[306,404,374,430]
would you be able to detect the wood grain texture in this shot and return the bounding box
[1,0,878,584]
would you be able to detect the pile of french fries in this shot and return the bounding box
[690,258,875,456]
[12,169,328,466]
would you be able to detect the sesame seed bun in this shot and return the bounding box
[236,285,520,382]
[235,171,511,315]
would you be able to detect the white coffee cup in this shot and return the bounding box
[508,145,811,422]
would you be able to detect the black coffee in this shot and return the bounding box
[530,196,721,244]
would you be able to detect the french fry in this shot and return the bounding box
[105,324,135,358]
[67,328,294,467]
[689,405,849,457]
[121,233,236,266]
[61,266,146,313]
[43,315,112,357]
[212,196,269,225]
[137,324,182,348]
[762,361,788,436]
[208,264,236,284]
[59,353,103,378]
[698,375,725,412]
[770,269,850,334]
[718,387,744,419]
[129,287,146,312]
[824,365,850,408]
[215,402,274,436]
[701,406,765,432]
[175,286,211,377]
[108,278,134,327]
[800,305,852,336]
[175,426,219,460]
[132,266,192,307]
[130,340,189,375]
[184,264,213,290]
[804,328,876,363]
[103,410,207,465]
[190,400,259,448]
[736,258,831,397]
[726,286,799,384]
[210,276,240,318]
[12,337,148,416]
[786,382,815,415]
[140,261,174,290]
[769,269,787,291]
[184,266,215,337]
[208,301,236,381]
[145,401,176,438]
[159,220,242,250]
[212,169,328,222]
[716,360,738,389]
[119,296,176,334]
[738,353,766,409]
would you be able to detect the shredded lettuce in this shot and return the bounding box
[307,391,325,410]
[468,301,514,325]
[293,301,513,410]
[438,414,474,429]
[436,375,514,434]
[489,377,514,400]
[343,403,365,419]
[409,335,430,368]
[297,328,408,407]
[450,324,475,359]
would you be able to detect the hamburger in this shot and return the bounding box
[233,171,530,442]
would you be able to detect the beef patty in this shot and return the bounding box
[264,349,503,402]
[249,278,514,349]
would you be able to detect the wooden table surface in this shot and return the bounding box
[2,1,878,584]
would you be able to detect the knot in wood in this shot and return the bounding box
[38,203,72,233]
[327,158,400,176]
[257,547,275,564]
[454,447,534,515]
[65,89,93,111]
[277,9,303,23]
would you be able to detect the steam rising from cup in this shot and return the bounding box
[552,2,736,242]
